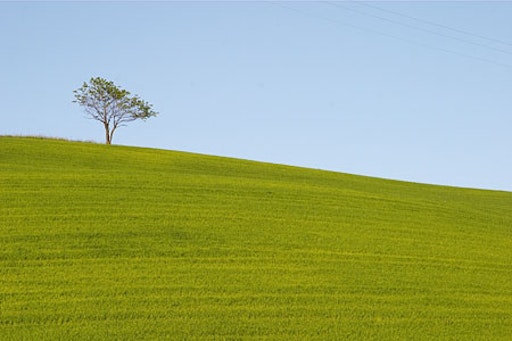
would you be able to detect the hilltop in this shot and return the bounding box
[1,136,511,339]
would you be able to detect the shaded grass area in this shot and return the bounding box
[1,136,511,339]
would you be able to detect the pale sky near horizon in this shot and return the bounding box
[1,1,511,192]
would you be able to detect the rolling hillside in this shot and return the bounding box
[1,136,511,340]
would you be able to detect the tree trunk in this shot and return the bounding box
[109,127,116,145]
[104,123,111,144]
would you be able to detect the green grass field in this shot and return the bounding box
[1,136,511,340]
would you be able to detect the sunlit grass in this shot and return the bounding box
[1,136,511,339]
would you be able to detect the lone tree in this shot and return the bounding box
[73,77,158,144]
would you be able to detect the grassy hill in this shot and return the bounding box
[1,136,511,340]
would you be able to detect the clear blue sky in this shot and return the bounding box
[1,1,511,191]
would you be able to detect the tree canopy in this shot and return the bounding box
[73,77,158,144]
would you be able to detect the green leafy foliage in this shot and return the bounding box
[1,137,511,339]
[73,77,157,144]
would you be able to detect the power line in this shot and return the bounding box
[351,0,512,48]
[273,2,512,69]
[324,1,512,56]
